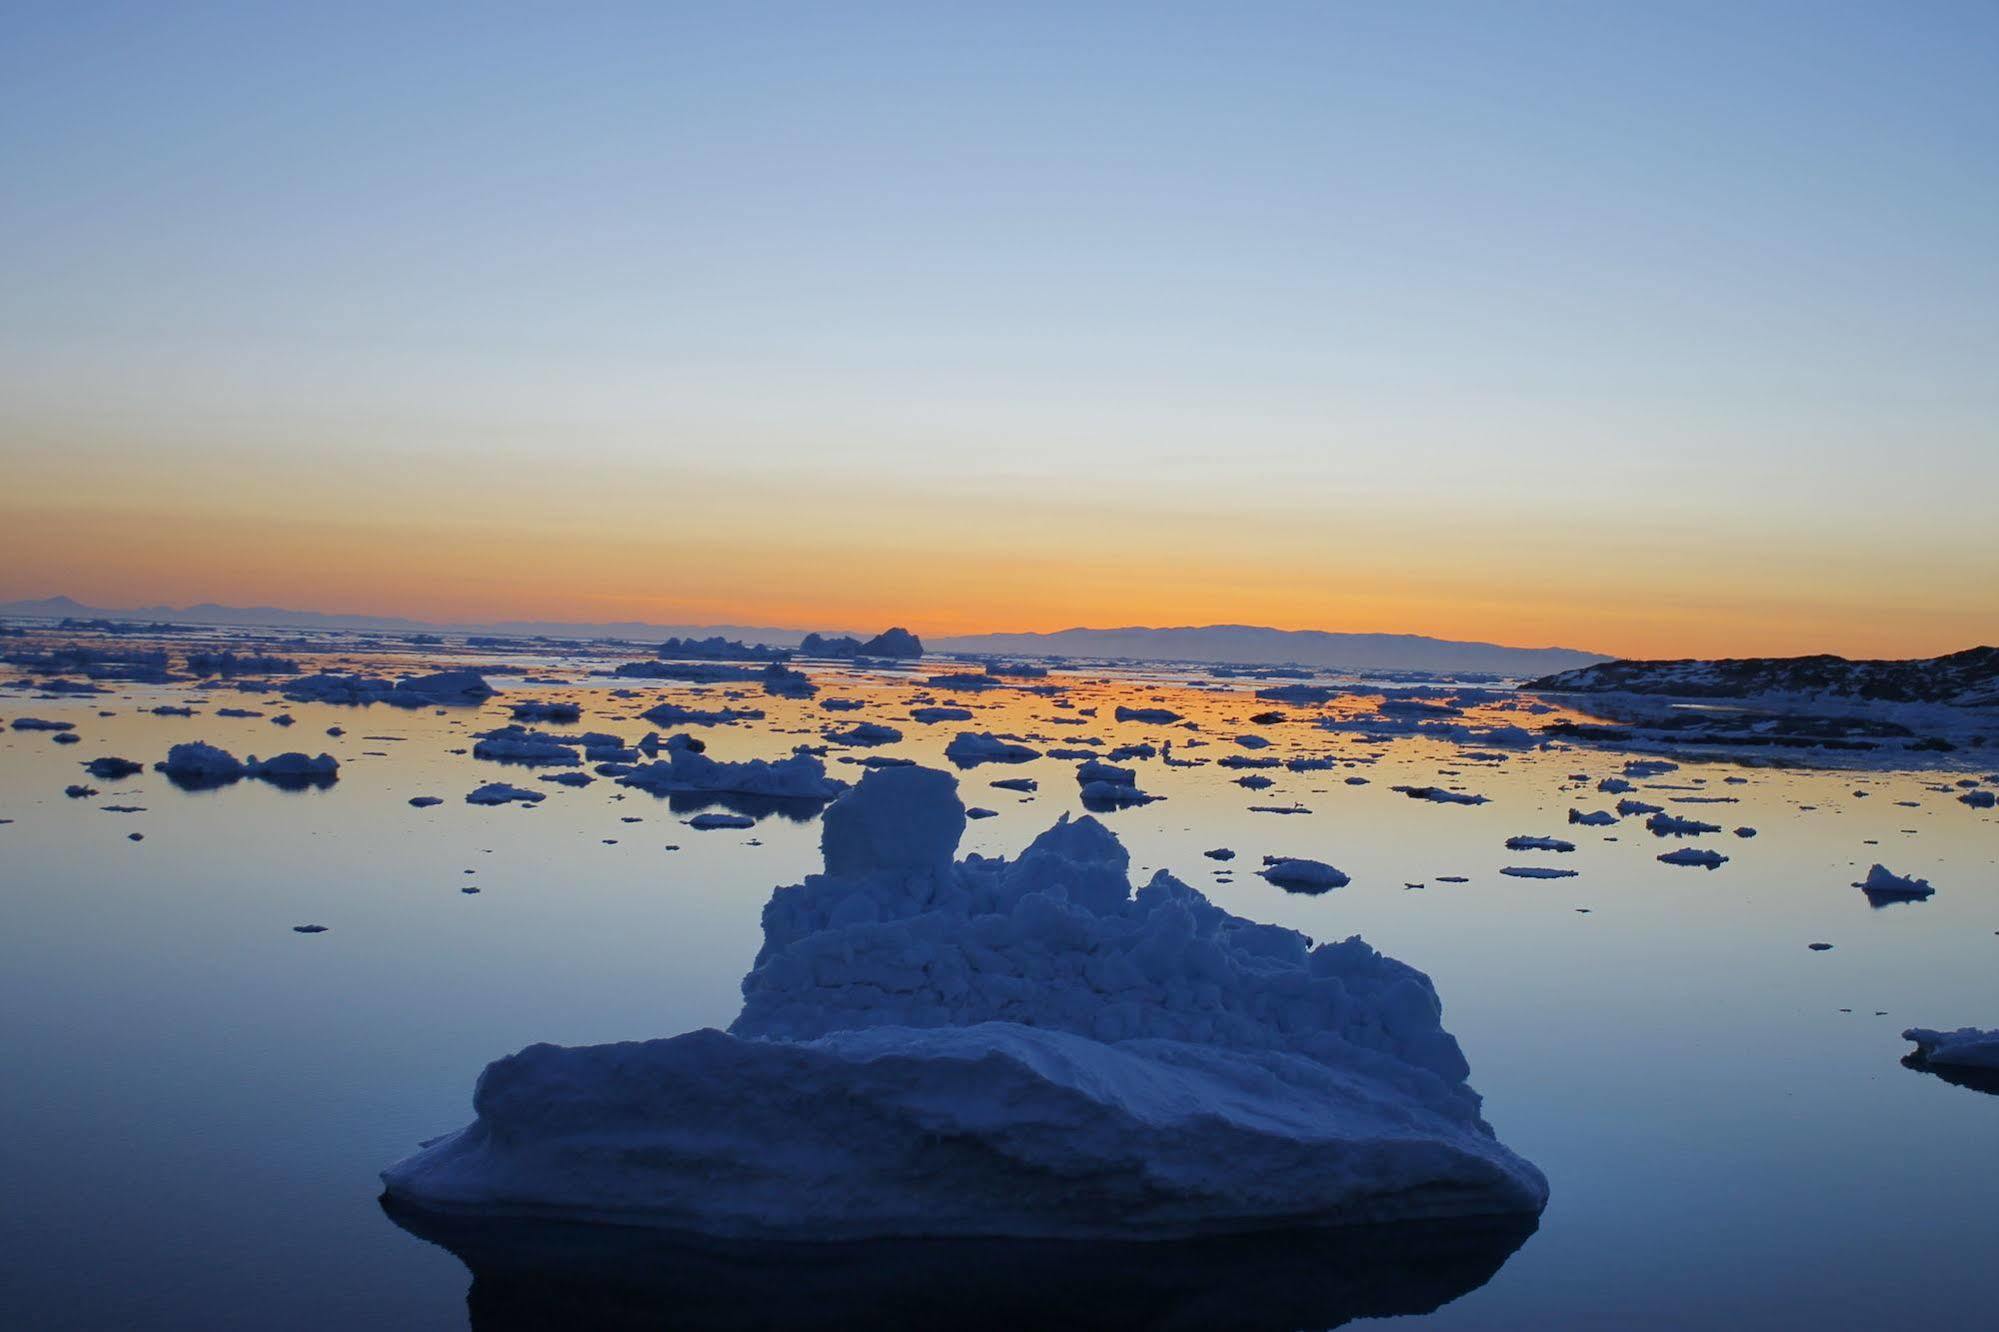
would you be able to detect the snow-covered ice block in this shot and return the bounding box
[385,766,1547,1240]
[154,741,246,785]
[1902,1027,1999,1070]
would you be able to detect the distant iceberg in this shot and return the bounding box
[383,766,1547,1242]
[283,669,494,708]
[653,636,789,663]
[798,628,924,660]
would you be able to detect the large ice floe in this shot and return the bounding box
[383,766,1546,1248]
[280,669,494,708]
[614,734,846,802]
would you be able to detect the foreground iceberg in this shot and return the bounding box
[384,766,1546,1241]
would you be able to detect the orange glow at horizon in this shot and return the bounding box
[5,473,1992,661]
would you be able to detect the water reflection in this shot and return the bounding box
[1900,1053,1999,1097]
[381,1198,1536,1331]
[655,790,832,824]
[156,769,338,793]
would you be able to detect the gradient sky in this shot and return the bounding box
[3,2,1995,658]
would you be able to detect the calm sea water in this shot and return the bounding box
[1,649,1994,1329]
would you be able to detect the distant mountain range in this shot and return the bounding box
[0,596,1608,676]
[929,625,1605,676]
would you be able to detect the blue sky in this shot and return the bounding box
[2,2,1994,653]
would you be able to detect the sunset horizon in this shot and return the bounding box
[3,580,1992,664]
[4,5,1996,1329]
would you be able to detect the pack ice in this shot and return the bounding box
[382,766,1547,1239]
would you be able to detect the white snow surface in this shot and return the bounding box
[155,741,245,782]
[383,766,1547,1240]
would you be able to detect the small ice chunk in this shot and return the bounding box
[84,756,144,779]
[1646,813,1721,837]
[1504,836,1575,853]
[827,722,903,747]
[944,732,1039,766]
[1257,858,1350,892]
[1657,847,1727,869]
[465,783,546,806]
[1855,864,1934,900]
[1393,785,1488,806]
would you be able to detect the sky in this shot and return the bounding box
[2,1,1994,659]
